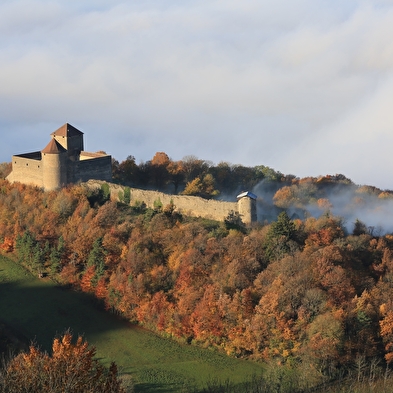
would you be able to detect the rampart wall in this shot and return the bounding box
[86,180,256,224]
[72,155,112,184]
[8,154,43,188]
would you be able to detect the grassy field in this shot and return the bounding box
[0,254,264,392]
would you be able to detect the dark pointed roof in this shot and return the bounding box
[51,123,83,137]
[42,139,67,154]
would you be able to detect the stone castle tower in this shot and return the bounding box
[237,191,257,224]
[7,123,112,191]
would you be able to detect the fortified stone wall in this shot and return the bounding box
[86,180,256,224]
[8,154,43,188]
[73,155,112,184]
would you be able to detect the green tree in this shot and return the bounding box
[50,247,61,276]
[270,211,296,239]
[254,165,283,182]
[101,183,111,202]
[265,211,297,260]
[87,237,106,286]
[353,219,367,236]
[123,187,131,205]
[50,236,65,276]
[32,242,45,274]
[224,210,246,232]
[15,231,39,270]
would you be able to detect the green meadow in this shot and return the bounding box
[0,255,264,392]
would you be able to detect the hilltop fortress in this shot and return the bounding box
[7,123,257,224]
[6,123,112,191]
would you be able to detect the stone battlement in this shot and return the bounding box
[86,180,257,224]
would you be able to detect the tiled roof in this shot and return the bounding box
[51,123,83,137]
[42,139,67,154]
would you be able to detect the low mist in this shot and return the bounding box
[252,178,393,235]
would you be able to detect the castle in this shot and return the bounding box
[7,123,258,224]
[6,123,112,191]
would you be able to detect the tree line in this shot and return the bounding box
[112,152,287,198]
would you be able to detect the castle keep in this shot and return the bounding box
[6,123,112,191]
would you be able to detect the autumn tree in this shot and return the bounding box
[0,162,11,179]
[167,160,185,194]
[181,177,202,196]
[51,190,78,223]
[182,155,210,183]
[0,333,127,393]
[231,165,260,191]
[303,311,345,377]
[113,155,139,186]
[273,181,319,209]
[150,152,171,189]
[182,174,219,199]
[380,308,393,365]
[210,161,233,192]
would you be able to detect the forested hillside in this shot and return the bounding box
[2,155,393,390]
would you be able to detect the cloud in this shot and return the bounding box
[1,1,393,189]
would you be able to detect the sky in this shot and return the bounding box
[1,0,393,190]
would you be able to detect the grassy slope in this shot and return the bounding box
[0,255,264,392]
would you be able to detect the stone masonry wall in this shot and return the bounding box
[71,155,112,184]
[7,155,43,188]
[86,180,242,223]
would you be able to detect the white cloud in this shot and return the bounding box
[1,1,393,189]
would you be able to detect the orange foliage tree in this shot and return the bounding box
[0,333,126,392]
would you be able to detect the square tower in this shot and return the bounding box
[51,123,84,159]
